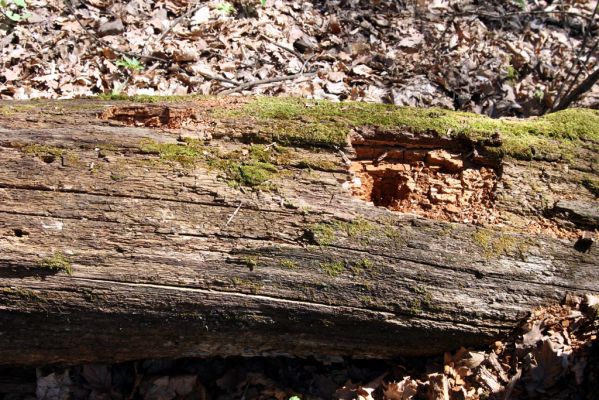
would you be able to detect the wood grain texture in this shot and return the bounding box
[0,98,597,365]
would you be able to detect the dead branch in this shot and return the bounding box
[553,66,599,111]
[552,1,599,111]
[218,72,317,95]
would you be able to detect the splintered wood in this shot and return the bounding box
[349,148,498,224]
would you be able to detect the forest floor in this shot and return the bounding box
[1,0,598,399]
[1,0,598,117]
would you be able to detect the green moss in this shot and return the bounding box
[243,255,259,271]
[0,104,36,115]
[344,218,374,238]
[543,109,599,141]
[209,158,277,189]
[231,277,244,286]
[423,292,433,308]
[61,151,80,166]
[139,139,283,189]
[280,259,298,269]
[440,223,455,237]
[582,177,599,197]
[1,287,43,300]
[309,218,375,246]
[320,261,345,277]
[22,145,82,167]
[294,159,338,171]
[247,143,292,165]
[207,145,285,189]
[110,171,126,181]
[237,162,277,187]
[230,277,263,294]
[359,257,373,269]
[350,257,377,276]
[39,252,73,275]
[411,285,427,295]
[382,223,403,244]
[359,295,375,306]
[407,298,423,315]
[473,228,521,259]
[23,144,65,157]
[407,285,434,311]
[248,283,262,294]
[309,223,337,246]
[139,138,204,167]
[223,97,598,160]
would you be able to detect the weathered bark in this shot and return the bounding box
[0,98,597,366]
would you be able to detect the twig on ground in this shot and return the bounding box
[142,0,204,56]
[552,0,599,110]
[300,54,316,74]
[259,34,305,63]
[433,14,456,53]
[553,38,599,110]
[218,72,317,95]
[554,66,599,111]
[196,71,241,85]
[455,9,596,23]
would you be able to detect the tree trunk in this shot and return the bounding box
[0,97,597,366]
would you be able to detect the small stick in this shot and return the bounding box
[335,146,352,167]
[142,1,204,55]
[260,34,305,63]
[455,9,595,22]
[218,72,316,96]
[552,0,599,110]
[226,202,243,226]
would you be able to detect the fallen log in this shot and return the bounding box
[0,96,597,365]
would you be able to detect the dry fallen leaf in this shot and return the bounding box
[383,376,418,400]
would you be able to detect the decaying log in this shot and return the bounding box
[0,97,597,366]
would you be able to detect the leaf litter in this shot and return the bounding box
[0,0,597,116]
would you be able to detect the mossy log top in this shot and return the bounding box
[0,96,597,366]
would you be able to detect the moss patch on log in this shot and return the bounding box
[0,104,36,116]
[139,139,204,167]
[309,218,403,248]
[222,97,598,161]
[139,140,285,189]
[280,259,298,269]
[472,229,529,260]
[319,261,345,277]
[100,96,596,162]
[207,144,285,189]
[23,144,65,157]
[39,252,73,275]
